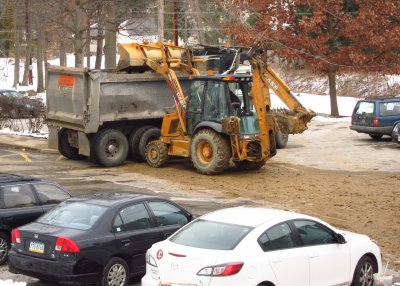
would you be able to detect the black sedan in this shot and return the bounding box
[8,192,193,286]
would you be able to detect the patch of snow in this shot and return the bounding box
[0,280,26,286]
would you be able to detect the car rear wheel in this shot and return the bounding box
[0,233,9,265]
[351,255,376,286]
[369,134,383,140]
[102,257,129,286]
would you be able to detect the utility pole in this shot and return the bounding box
[158,0,164,42]
[172,0,178,45]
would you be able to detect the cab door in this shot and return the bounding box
[186,80,205,135]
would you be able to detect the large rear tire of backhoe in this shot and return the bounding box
[145,140,168,168]
[190,129,231,175]
[92,129,128,167]
[234,160,266,170]
[58,129,86,160]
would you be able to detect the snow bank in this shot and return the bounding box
[0,280,26,286]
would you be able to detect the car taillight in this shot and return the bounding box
[373,117,379,127]
[55,237,80,253]
[197,262,244,276]
[11,229,21,244]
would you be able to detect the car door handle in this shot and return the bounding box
[271,258,284,263]
[121,239,131,246]
[3,217,12,221]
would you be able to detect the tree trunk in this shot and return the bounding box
[95,23,104,69]
[60,40,66,66]
[21,0,31,86]
[104,7,117,69]
[73,4,84,68]
[191,0,206,44]
[13,7,20,87]
[86,26,91,68]
[36,21,45,93]
[328,72,339,117]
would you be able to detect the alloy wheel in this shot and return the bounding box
[107,263,127,286]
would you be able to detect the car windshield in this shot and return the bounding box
[37,201,107,230]
[170,219,253,250]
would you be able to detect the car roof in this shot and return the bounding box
[64,192,161,207]
[200,207,309,228]
[0,173,41,184]
[360,97,400,102]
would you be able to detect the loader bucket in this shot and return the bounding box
[117,43,184,72]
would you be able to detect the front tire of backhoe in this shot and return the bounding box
[145,140,168,168]
[190,129,231,175]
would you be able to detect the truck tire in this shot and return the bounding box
[58,129,86,160]
[128,125,152,161]
[190,129,231,175]
[275,129,289,149]
[138,127,161,161]
[145,140,168,168]
[92,129,128,167]
[234,160,266,170]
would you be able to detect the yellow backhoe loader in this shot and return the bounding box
[117,43,315,174]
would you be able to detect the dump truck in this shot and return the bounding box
[46,43,315,174]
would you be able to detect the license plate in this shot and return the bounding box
[29,241,44,254]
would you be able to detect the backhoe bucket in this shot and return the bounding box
[273,109,316,134]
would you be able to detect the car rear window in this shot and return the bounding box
[355,101,374,115]
[170,219,252,250]
[37,202,107,230]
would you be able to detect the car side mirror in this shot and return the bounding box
[335,233,347,244]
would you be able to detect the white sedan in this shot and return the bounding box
[142,207,381,286]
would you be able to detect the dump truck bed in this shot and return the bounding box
[46,65,190,133]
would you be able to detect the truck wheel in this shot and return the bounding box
[234,160,266,170]
[275,129,289,149]
[138,127,161,161]
[145,140,168,168]
[128,125,152,161]
[190,129,231,175]
[58,129,86,160]
[92,129,128,167]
